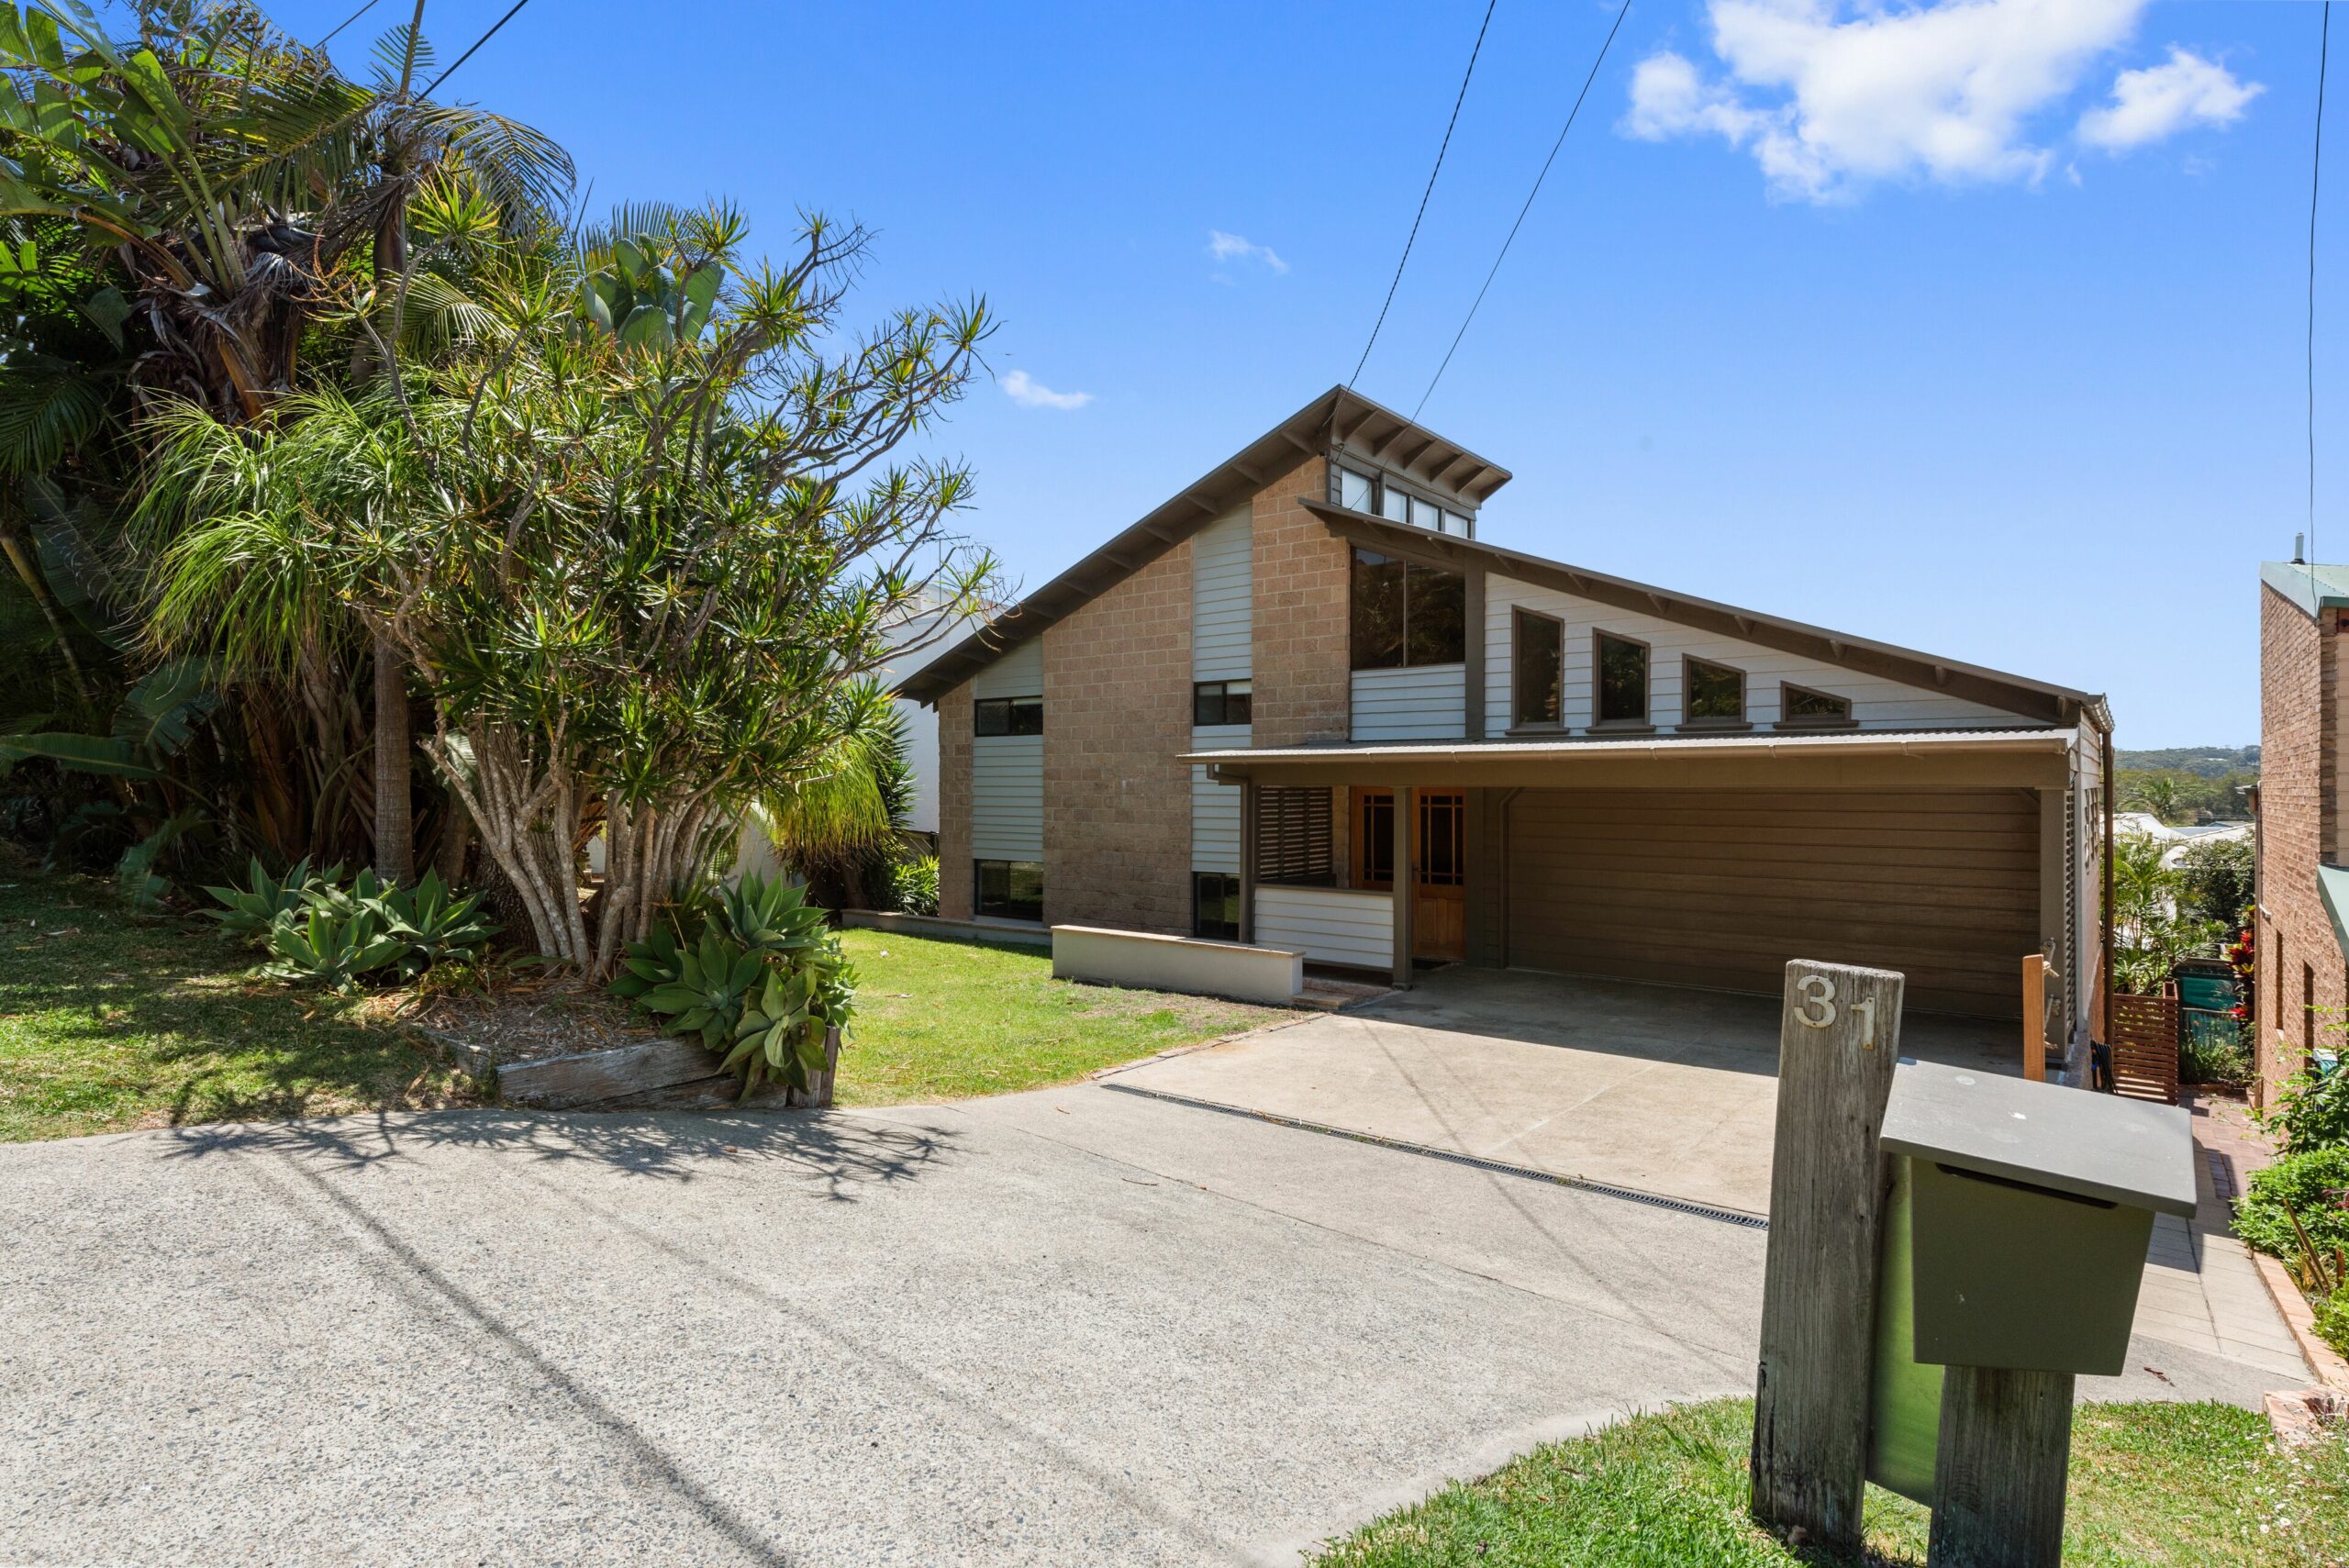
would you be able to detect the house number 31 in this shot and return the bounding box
[1794,974,1876,1050]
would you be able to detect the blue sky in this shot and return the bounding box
[280,0,2332,747]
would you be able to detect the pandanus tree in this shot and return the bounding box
[1,0,572,879]
[147,211,1000,978]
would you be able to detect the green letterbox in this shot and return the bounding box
[1881,1060,2196,1379]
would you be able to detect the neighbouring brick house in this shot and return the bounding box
[2254,562,2349,1105]
[904,387,2113,1039]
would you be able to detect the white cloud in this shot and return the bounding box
[1207,229,1288,274]
[1000,370,1091,411]
[2078,47,2261,150]
[1620,0,2256,202]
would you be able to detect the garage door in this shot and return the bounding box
[1505,788,2038,1018]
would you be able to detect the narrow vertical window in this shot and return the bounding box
[1595,633,1649,725]
[1350,550,1407,670]
[1513,609,1564,727]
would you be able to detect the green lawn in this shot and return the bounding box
[1309,1397,2348,1568]
[0,870,1291,1140]
[0,871,476,1143]
[832,928,1291,1105]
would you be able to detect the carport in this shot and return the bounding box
[1191,726,2100,1030]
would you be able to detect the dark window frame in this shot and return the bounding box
[1512,607,1565,728]
[1777,682,1857,728]
[1592,630,1652,728]
[1350,547,1466,672]
[1682,656,1748,728]
[1191,872,1241,940]
[974,859,1043,922]
[974,695,1042,737]
[1192,679,1253,728]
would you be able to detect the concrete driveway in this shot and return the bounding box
[1111,968,2018,1218]
[0,1077,2291,1566]
[4,1087,1763,1568]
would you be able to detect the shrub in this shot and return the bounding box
[202,857,345,947]
[2234,1145,2349,1270]
[890,855,940,917]
[610,873,854,1098]
[2316,1289,2349,1360]
[221,863,496,989]
[2265,1068,2349,1158]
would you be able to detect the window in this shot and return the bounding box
[1256,787,1334,884]
[974,695,1042,736]
[1192,873,1241,940]
[1780,684,1854,727]
[1338,466,1375,513]
[1418,793,1464,886]
[1350,549,1465,670]
[1193,679,1253,727]
[1380,485,1411,524]
[1684,659,1746,725]
[1594,632,1649,725]
[974,860,1043,921]
[1513,609,1564,727]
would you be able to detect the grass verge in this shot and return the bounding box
[0,871,477,1142]
[1309,1397,2347,1567]
[832,928,1291,1106]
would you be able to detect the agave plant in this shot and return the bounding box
[613,873,857,1096]
[378,870,498,980]
[202,856,345,947]
[632,922,767,1050]
[255,903,406,993]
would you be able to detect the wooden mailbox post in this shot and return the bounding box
[1751,958,1905,1557]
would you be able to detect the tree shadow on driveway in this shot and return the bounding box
[156,1106,958,1195]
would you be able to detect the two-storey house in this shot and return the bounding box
[902,388,2112,1033]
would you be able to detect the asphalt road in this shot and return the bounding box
[0,1084,2279,1567]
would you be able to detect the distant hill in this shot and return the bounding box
[2114,746,2258,779]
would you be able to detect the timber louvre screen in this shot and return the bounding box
[1256,787,1334,884]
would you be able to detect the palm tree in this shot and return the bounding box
[750,680,919,909]
[2,0,573,881]
[2125,775,2186,826]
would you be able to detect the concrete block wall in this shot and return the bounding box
[1249,456,1353,883]
[2255,582,2342,1106]
[936,684,974,920]
[1041,537,1195,934]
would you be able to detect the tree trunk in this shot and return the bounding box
[373,629,414,884]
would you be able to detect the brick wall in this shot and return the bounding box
[1041,538,1195,934]
[2255,582,2341,1106]
[1251,457,1349,748]
[936,683,974,920]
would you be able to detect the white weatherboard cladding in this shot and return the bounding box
[1192,509,1252,682]
[970,736,1043,861]
[1482,577,2033,730]
[1190,723,1249,873]
[973,636,1044,699]
[1351,665,1467,741]
[1254,886,1393,969]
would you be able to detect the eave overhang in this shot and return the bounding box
[897,387,1511,706]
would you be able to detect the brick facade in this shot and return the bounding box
[2254,581,2343,1106]
[1038,537,1196,934]
[935,684,974,920]
[1249,457,1348,748]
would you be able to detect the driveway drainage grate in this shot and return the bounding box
[1097,1081,1771,1231]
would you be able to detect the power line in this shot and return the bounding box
[315,0,384,48]
[1348,0,1499,391]
[1413,0,1631,422]
[419,0,534,99]
[2312,1,2332,584]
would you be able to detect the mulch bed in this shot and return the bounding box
[404,973,664,1072]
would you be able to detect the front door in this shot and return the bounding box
[1353,788,1468,962]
